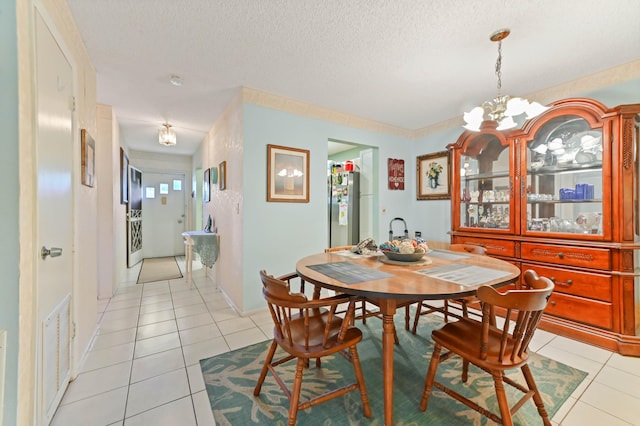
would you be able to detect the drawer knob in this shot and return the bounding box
[550,301,556,306]
[557,252,564,259]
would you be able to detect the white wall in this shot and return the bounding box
[200,92,245,311]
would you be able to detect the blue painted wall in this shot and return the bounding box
[241,104,414,311]
[0,1,20,424]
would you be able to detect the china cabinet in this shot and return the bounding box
[450,98,640,355]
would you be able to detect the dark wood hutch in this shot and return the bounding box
[449,98,640,356]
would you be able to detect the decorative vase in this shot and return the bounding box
[429,177,438,189]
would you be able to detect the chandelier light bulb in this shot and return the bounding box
[462,29,548,132]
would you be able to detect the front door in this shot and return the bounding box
[128,165,144,267]
[35,11,74,424]
[141,172,186,258]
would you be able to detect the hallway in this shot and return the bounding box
[50,259,640,425]
[50,259,271,425]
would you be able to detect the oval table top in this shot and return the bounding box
[296,249,521,301]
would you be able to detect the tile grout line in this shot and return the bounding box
[174,262,207,425]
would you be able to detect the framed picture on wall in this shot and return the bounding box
[417,150,451,200]
[219,161,227,190]
[211,166,218,185]
[203,167,211,202]
[81,129,95,187]
[267,144,309,202]
[120,148,129,204]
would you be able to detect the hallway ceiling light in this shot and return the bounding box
[463,29,548,132]
[169,74,183,86]
[159,123,177,146]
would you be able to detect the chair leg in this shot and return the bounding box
[288,357,306,426]
[521,364,552,426]
[404,305,410,330]
[253,340,278,396]
[419,343,442,411]
[361,300,367,324]
[443,300,449,323]
[411,302,423,334]
[349,345,372,418]
[492,371,514,426]
[461,360,470,383]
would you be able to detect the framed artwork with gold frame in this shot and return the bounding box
[267,144,309,203]
[417,150,450,200]
[81,129,95,187]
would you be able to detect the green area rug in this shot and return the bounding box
[200,312,587,425]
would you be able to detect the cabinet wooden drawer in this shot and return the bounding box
[521,263,612,302]
[521,243,611,270]
[453,237,516,258]
[545,292,613,330]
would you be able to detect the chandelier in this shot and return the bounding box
[159,123,177,146]
[463,29,548,131]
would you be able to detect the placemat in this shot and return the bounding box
[426,249,471,261]
[306,262,394,284]
[416,264,511,287]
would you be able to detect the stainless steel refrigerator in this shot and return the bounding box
[328,170,360,247]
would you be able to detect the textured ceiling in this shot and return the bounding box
[65,0,640,155]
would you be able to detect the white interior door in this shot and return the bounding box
[142,172,186,258]
[128,165,144,267]
[35,11,74,425]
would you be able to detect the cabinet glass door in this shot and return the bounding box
[459,134,513,232]
[525,115,604,236]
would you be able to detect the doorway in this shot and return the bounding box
[327,140,378,245]
[141,172,187,258]
[127,165,143,267]
[35,10,74,424]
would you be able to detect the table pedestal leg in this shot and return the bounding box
[382,311,395,426]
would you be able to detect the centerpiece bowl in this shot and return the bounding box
[381,251,425,262]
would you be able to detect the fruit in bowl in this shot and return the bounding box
[379,239,429,262]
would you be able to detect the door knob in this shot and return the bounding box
[41,246,63,259]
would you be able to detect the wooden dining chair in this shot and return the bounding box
[411,243,487,334]
[419,270,554,426]
[254,270,371,425]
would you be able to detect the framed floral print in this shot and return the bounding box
[417,150,451,200]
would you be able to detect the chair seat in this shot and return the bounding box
[280,313,363,356]
[432,319,528,369]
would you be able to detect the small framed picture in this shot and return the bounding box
[120,148,129,204]
[211,166,218,185]
[417,150,451,200]
[219,161,227,191]
[81,129,95,187]
[267,144,309,203]
[203,168,211,202]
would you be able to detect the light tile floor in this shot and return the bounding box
[50,258,640,425]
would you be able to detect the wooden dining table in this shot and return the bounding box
[296,249,521,425]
